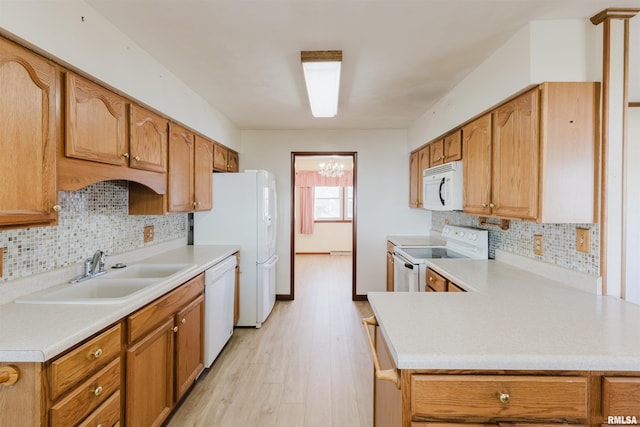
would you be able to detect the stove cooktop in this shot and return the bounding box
[397,246,468,261]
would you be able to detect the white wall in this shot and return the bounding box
[408,20,601,151]
[240,130,431,296]
[626,108,640,304]
[0,1,240,149]
[295,221,353,253]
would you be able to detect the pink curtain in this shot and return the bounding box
[295,171,353,235]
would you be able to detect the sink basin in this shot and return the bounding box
[14,263,197,305]
[101,263,194,279]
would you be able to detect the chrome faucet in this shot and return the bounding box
[70,250,108,283]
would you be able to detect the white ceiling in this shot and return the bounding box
[87,0,640,130]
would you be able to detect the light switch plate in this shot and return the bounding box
[576,228,590,253]
[533,234,544,256]
[144,225,154,243]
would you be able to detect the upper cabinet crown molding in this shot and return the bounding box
[590,8,639,25]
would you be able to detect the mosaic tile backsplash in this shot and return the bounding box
[0,181,187,283]
[432,211,600,276]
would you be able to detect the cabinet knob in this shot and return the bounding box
[173,326,178,333]
[192,201,200,207]
[499,392,510,404]
[181,318,186,325]
[482,203,487,208]
[429,277,434,282]
[92,348,103,359]
[52,205,61,212]
[489,203,495,209]
[93,386,103,397]
[133,155,141,161]
[440,155,445,160]
[122,153,130,159]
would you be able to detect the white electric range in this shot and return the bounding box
[393,225,489,292]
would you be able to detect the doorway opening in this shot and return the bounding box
[289,152,358,301]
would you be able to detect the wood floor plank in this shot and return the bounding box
[167,254,374,427]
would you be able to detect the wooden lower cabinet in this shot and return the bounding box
[387,241,395,291]
[126,318,175,427]
[125,273,205,426]
[371,325,640,427]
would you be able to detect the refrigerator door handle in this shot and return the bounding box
[263,255,278,268]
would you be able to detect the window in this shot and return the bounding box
[314,186,353,221]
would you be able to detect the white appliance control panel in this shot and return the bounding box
[441,225,489,259]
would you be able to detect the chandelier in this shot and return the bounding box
[319,160,345,177]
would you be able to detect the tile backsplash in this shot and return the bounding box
[0,181,187,283]
[432,211,600,276]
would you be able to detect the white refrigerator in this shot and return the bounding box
[193,170,277,328]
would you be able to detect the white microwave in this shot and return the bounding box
[422,161,463,210]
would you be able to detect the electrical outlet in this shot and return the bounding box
[576,228,590,253]
[144,225,154,243]
[533,234,544,256]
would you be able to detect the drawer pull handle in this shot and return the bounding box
[0,365,19,386]
[92,348,103,359]
[93,386,103,397]
[361,316,400,390]
[499,392,510,404]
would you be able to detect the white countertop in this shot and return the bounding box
[387,235,445,247]
[0,245,239,362]
[368,259,640,371]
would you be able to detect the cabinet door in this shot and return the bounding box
[227,150,239,172]
[167,123,195,212]
[213,143,228,171]
[429,139,444,166]
[444,130,462,162]
[426,268,447,292]
[374,327,401,427]
[409,152,420,208]
[174,295,204,402]
[66,72,127,166]
[462,114,492,216]
[417,146,429,207]
[126,318,174,427]
[386,250,395,292]
[492,89,539,220]
[129,104,168,173]
[193,135,213,211]
[0,37,58,228]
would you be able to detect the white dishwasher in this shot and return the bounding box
[204,255,237,368]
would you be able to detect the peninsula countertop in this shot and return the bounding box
[0,245,239,362]
[368,259,640,371]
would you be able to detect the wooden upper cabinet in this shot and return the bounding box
[167,123,195,212]
[129,104,168,173]
[463,114,492,216]
[492,88,539,220]
[65,72,127,166]
[408,151,420,208]
[213,143,228,171]
[227,149,239,172]
[193,135,213,211]
[461,82,598,223]
[443,130,462,163]
[0,37,58,228]
[429,139,445,166]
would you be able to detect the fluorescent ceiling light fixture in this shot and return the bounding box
[301,50,342,118]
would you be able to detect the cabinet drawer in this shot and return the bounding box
[128,273,204,343]
[49,323,122,400]
[426,269,447,292]
[603,377,640,418]
[77,389,120,427]
[50,358,121,427]
[411,375,588,422]
[448,282,465,292]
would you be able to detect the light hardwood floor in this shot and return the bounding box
[166,254,374,427]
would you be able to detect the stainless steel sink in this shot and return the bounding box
[14,263,197,305]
